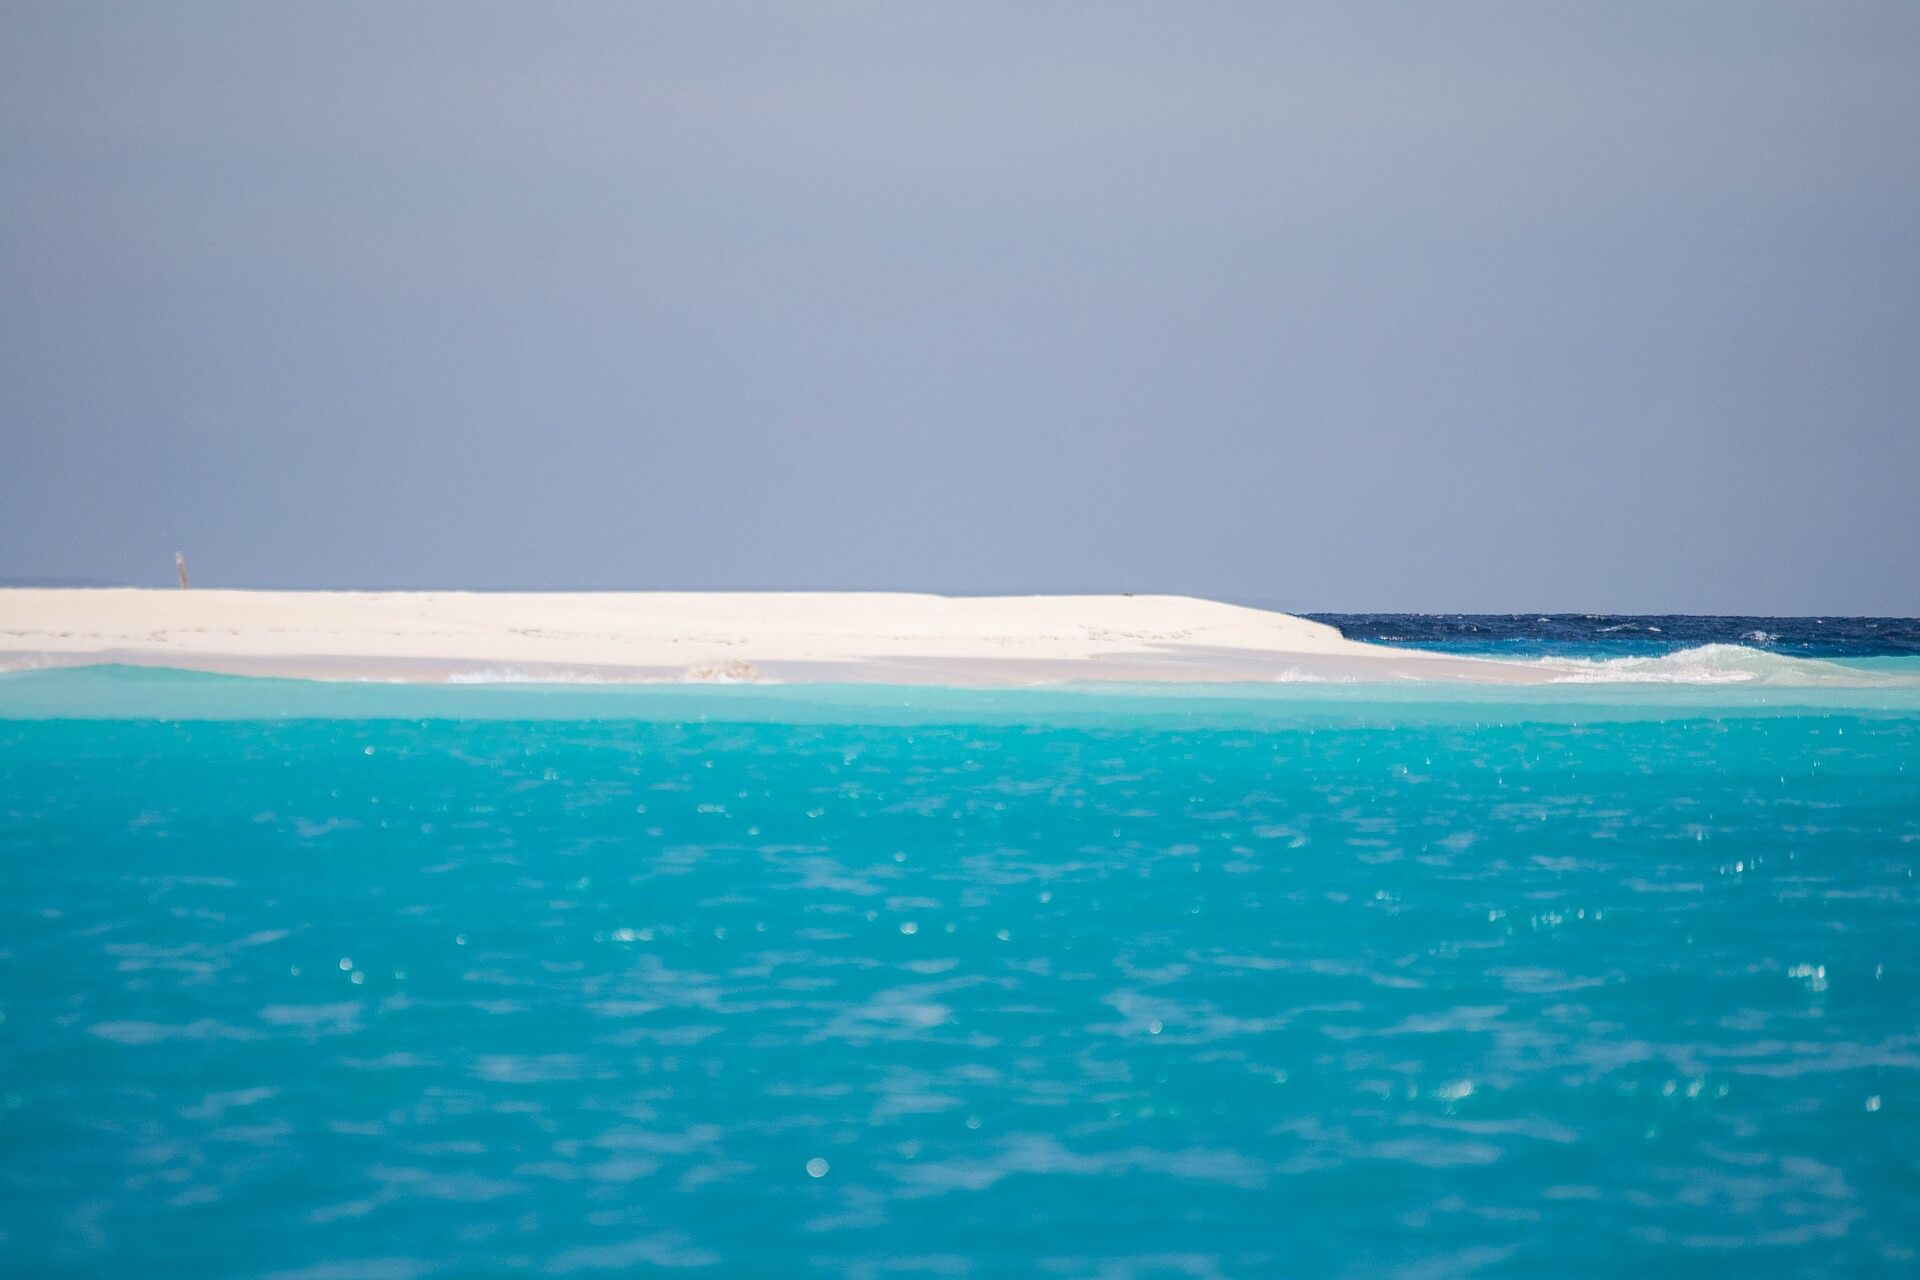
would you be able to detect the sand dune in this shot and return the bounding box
[0,589,1542,684]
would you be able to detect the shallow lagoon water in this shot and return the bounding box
[3,667,1918,1276]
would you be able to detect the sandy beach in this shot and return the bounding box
[0,589,1542,685]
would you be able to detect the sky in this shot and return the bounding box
[3,3,1917,613]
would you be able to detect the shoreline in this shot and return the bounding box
[0,589,1549,686]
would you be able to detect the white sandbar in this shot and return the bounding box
[0,589,1546,685]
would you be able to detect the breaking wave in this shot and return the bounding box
[1532,644,1896,686]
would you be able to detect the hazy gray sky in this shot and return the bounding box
[4,2,1917,612]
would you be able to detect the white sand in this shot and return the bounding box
[0,589,1543,684]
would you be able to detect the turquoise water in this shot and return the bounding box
[4,667,1919,1276]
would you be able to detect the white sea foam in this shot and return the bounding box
[680,660,765,684]
[1533,644,1877,686]
[445,668,563,684]
[433,664,777,685]
[442,667,659,685]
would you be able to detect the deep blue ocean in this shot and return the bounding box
[4,627,1919,1277]
[1310,613,1920,659]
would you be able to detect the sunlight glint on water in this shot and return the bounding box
[1,672,1918,1275]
